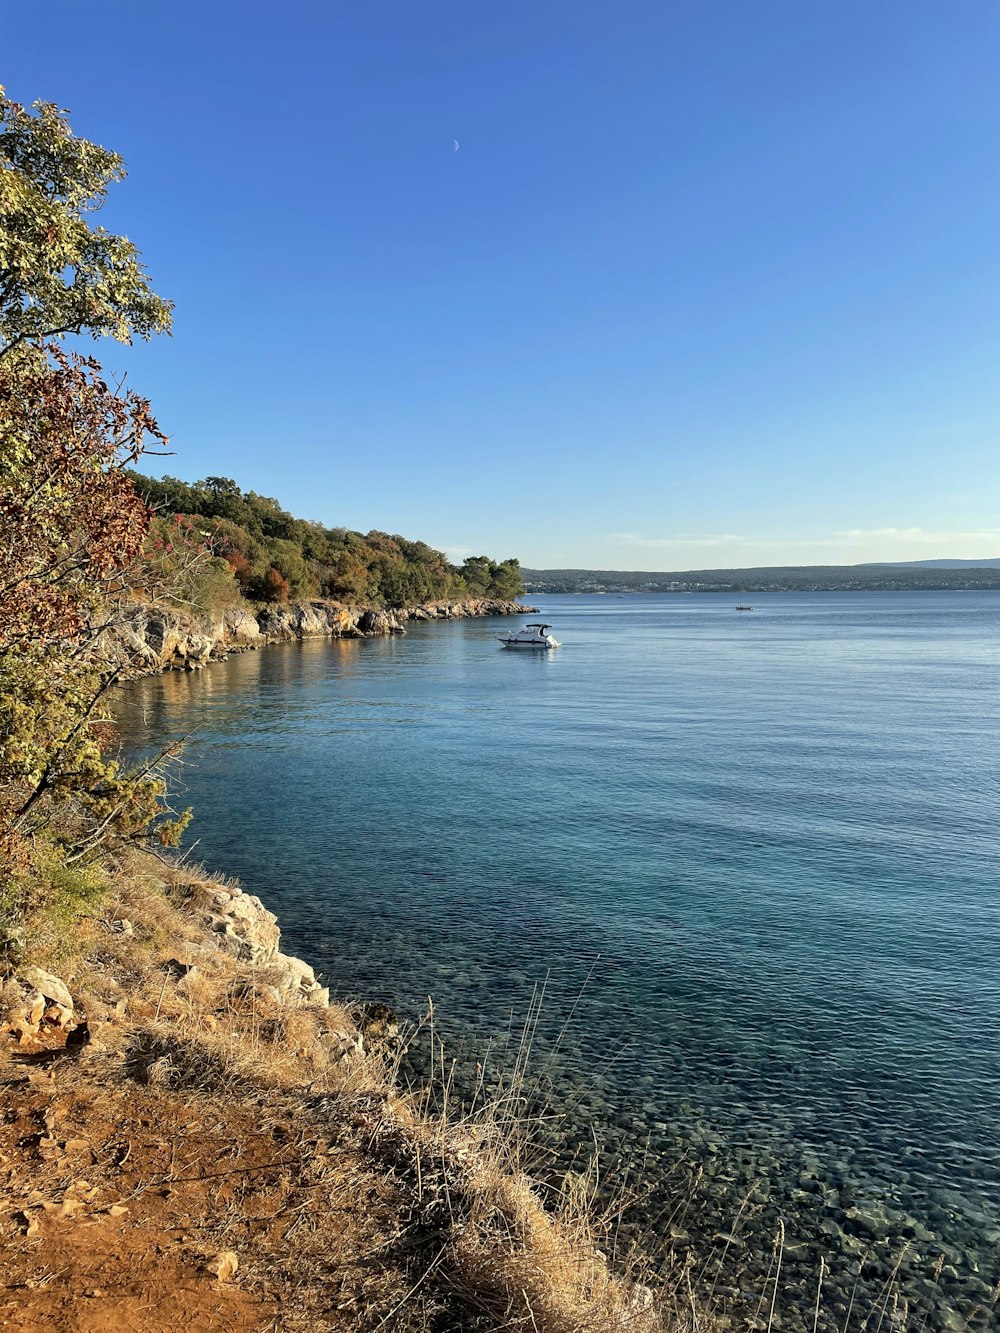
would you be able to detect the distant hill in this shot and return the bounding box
[521,562,1000,594]
[872,558,1000,569]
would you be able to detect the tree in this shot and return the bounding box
[0,350,189,873]
[0,348,159,652]
[0,91,181,937]
[461,556,493,597]
[488,558,523,601]
[0,87,172,361]
[458,555,523,601]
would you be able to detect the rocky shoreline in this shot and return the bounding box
[104,596,536,675]
[2,865,361,1068]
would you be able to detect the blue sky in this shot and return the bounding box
[5,1,1000,568]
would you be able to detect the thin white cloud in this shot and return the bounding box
[614,527,1000,551]
[832,526,1000,544]
[613,532,748,547]
[598,526,1000,566]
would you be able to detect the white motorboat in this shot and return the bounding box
[497,622,561,650]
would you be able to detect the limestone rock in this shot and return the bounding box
[97,594,537,674]
[222,606,261,645]
[295,602,330,635]
[221,892,281,964]
[1,973,76,1047]
[256,605,297,639]
[142,608,186,663]
[350,1000,400,1050]
[44,1002,75,1029]
[357,609,392,635]
[178,879,281,965]
[5,986,46,1034]
[179,632,216,665]
[96,608,163,671]
[205,1251,239,1282]
[319,1024,365,1062]
[622,1281,657,1330]
[19,966,73,1010]
[263,952,329,1007]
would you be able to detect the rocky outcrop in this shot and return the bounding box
[2,967,78,1047]
[1,870,353,1060]
[164,875,330,1008]
[103,597,535,674]
[177,877,283,967]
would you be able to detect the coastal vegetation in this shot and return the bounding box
[128,471,524,610]
[0,84,521,946]
[0,86,189,943]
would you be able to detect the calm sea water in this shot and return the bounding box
[116,592,1000,1328]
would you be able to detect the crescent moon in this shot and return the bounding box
[453,139,460,152]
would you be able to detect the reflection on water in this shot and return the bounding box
[116,593,1000,1330]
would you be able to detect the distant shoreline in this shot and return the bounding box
[523,566,1000,595]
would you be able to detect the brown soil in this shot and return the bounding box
[0,1053,424,1332]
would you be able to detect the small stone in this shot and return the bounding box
[22,989,47,1028]
[45,1002,75,1030]
[205,1250,239,1282]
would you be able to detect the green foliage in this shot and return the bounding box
[0,87,172,360]
[0,842,106,946]
[0,82,182,930]
[129,473,525,609]
[460,556,524,601]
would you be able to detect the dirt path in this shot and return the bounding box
[0,1054,415,1332]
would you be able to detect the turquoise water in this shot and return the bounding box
[116,592,1000,1328]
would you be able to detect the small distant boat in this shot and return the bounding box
[736,590,753,611]
[497,622,561,649]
